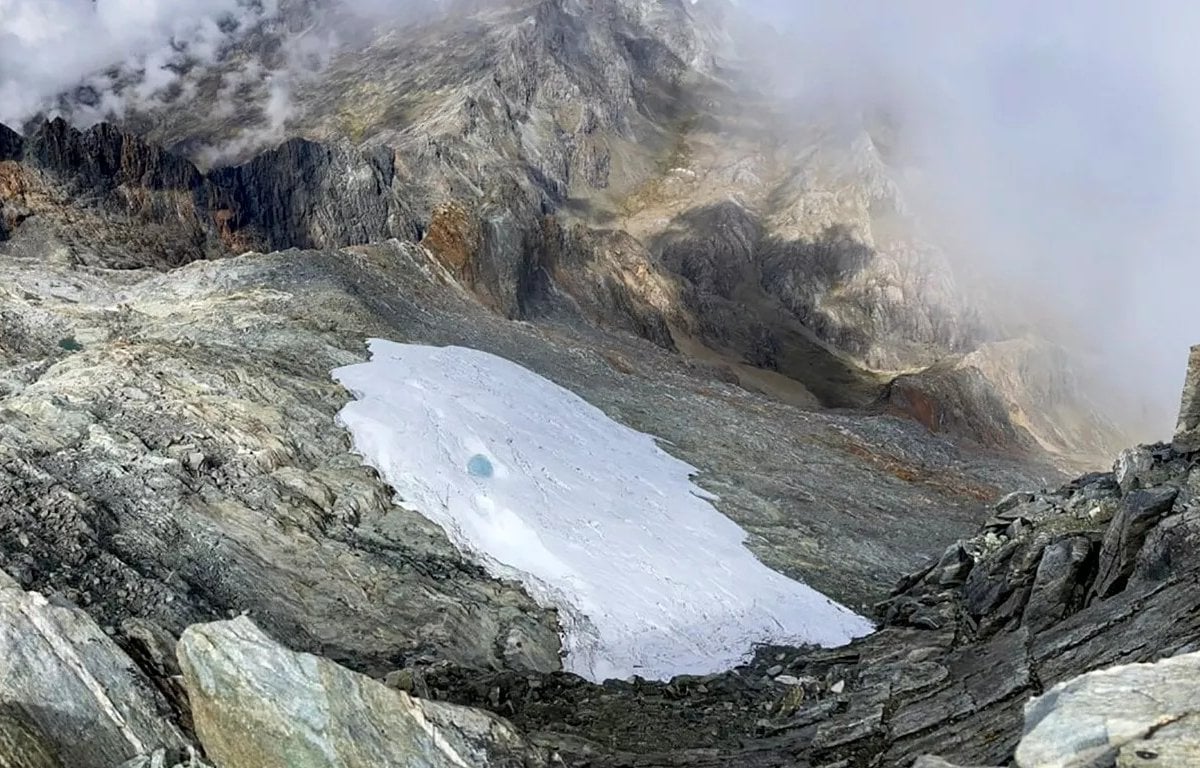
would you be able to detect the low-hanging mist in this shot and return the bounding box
[0,0,284,127]
[741,0,1199,441]
[0,0,436,162]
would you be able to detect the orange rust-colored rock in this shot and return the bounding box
[422,201,480,278]
[212,208,259,254]
[886,379,944,434]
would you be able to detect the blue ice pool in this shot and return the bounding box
[467,454,494,478]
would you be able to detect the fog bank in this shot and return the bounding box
[741,0,1198,440]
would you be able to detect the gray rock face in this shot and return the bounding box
[0,122,22,161]
[207,137,416,252]
[26,118,202,195]
[1017,651,1200,767]
[177,617,543,768]
[0,119,222,268]
[1090,486,1179,600]
[1174,345,1200,453]
[0,573,192,768]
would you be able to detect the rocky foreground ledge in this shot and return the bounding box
[3,347,1200,767]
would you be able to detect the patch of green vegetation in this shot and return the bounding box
[1030,513,1102,538]
[57,337,84,352]
[617,114,700,217]
[655,115,697,175]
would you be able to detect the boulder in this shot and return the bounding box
[1113,446,1155,494]
[176,617,544,768]
[926,541,975,587]
[1089,487,1179,600]
[1132,508,1200,584]
[1174,345,1200,454]
[0,572,192,768]
[1017,651,1200,767]
[1021,536,1094,632]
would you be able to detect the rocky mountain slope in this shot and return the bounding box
[2,229,1198,766]
[0,0,1187,766]
[8,0,1128,463]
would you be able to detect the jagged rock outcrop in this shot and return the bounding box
[177,617,544,768]
[25,119,203,195]
[0,123,22,162]
[0,119,412,269]
[0,119,222,267]
[1174,345,1200,453]
[206,138,416,252]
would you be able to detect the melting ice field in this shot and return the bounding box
[333,340,873,682]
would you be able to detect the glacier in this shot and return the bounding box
[333,339,873,682]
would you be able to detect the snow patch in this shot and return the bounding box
[333,340,873,682]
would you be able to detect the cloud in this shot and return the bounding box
[740,0,1200,438]
[0,0,287,127]
[0,0,438,163]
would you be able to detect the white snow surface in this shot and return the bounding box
[333,340,873,682]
